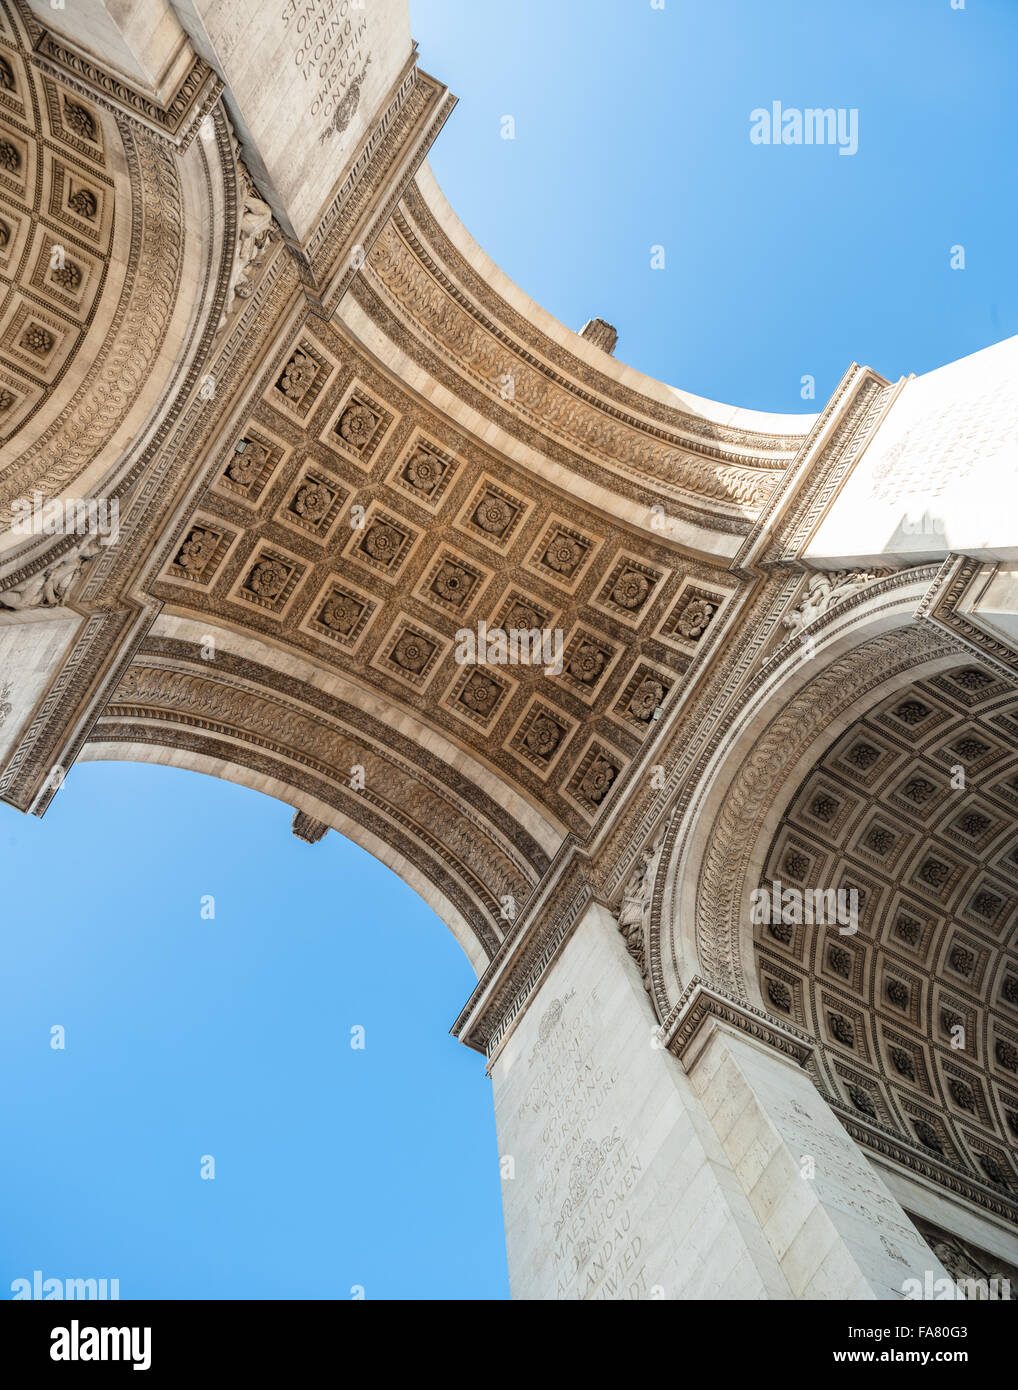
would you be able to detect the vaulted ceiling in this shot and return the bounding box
[80,154,816,971]
[756,664,1018,1214]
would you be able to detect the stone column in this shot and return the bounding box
[489,902,794,1300]
[683,1017,953,1299]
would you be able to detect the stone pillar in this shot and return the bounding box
[490,902,794,1300]
[0,610,83,786]
[488,900,955,1300]
[683,1019,953,1299]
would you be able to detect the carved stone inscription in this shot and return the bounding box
[198,0,413,239]
[770,1097,929,1258]
[490,901,697,1302]
[282,0,370,139]
[518,991,647,1299]
[703,1032,954,1293]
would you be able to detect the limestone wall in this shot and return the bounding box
[806,335,1018,566]
[491,903,793,1299]
[491,901,959,1300]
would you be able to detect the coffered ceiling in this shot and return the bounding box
[757,664,1018,1214]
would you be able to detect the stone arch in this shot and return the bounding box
[652,569,1018,1224]
[77,742,497,977]
[0,0,229,547]
[654,568,966,1016]
[750,659,1018,1217]
[80,616,559,975]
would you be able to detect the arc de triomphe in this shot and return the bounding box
[2,0,1017,1300]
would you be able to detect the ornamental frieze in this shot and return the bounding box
[365,219,787,511]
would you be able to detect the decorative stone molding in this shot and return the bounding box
[453,857,598,1057]
[362,212,793,513]
[615,833,665,992]
[780,567,892,635]
[579,318,617,355]
[88,636,555,954]
[0,116,186,510]
[218,150,283,331]
[397,179,805,465]
[15,1,223,150]
[0,534,103,609]
[757,371,897,566]
[0,96,242,816]
[686,623,957,1002]
[661,976,815,1070]
[302,63,456,309]
[121,304,754,845]
[918,555,1018,682]
[840,1111,1018,1228]
[0,607,133,810]
[586,374,906,929]
[291,810,328,844]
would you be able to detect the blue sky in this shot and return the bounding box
[415,0,1017,412]
[2,1,1014,1300]
[0,763,498,1299]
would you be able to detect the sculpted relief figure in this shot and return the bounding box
[617,844,659,992]
[219,158,281,328]
[781,568,886,636]
[926,1235,1016,1300]
[0,535,103,611]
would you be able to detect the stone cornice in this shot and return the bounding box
[579,372,898,914]
[361,214,788,516]
[756,368,900,567]
[836,1110,1018,1227]
[662,977,1018,1226]
[16,0,222,150]
[918,554,1018,681]
[347,270,754,542]
[661,977,815,1069]
[300,62,456,307]
[0,601,149,813]
[583,365,935,975]
[452,852,598,1058]
[397,178,809,469]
